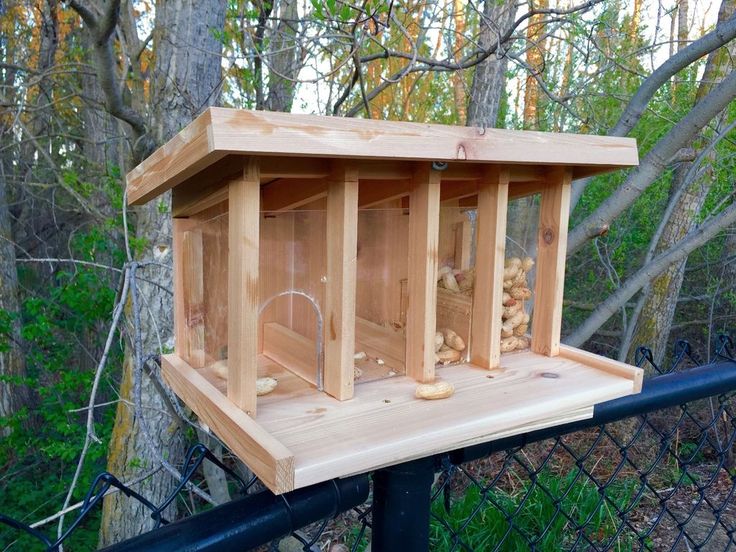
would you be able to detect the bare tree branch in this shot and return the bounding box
[66,0,97,30]
[68,0,154,163]
[567,68,736,255]
[611,15,736,138]
[564,200,736,347]
[570,14,736,209]
[97,0,121,44]
[343,0,604,116]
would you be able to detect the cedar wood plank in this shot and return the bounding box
[127,108,638,205]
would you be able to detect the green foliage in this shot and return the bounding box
[63,169,95,199]
[309,0,389,22]
[428,470,640,551]
[0,225,124,550]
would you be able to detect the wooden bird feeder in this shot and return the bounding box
[127,108,643,494]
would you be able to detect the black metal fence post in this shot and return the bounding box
[371,455,436,551]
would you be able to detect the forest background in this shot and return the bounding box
[1,0,735,548]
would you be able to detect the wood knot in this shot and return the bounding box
[329,314,337,340]
[542,227,555,244]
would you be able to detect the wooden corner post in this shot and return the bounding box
[531,167,573,357]
[173,218,205,367]
[406,164,441,382]
[471,167,509,369]
[324,162,359,400]
[228,158,261,416]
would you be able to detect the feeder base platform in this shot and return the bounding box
[161,348,642,494]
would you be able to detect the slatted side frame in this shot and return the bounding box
[406,164,442,383]
[323,162,359,400]
[531,167,573,357]
[470,167,510,369]
[228,158,261,415]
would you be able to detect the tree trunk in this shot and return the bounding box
[265,0,301,113]
[451,0,467,123]
[0,0,59,428]
[0,143,28,431]
[623,165,710,364]
[466,0,516,128]
[99,0,227,545]
[624,0,735,365]
[672,0,689,94]
[523,0,548,129]
[678,0,689,51]
[14,0,59,252]
[629,0,642,43]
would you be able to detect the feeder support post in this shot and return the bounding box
[173,219,206,368]
[372,456,436,551]
[471,166,509,369]
[228,157,261,416]
[531,167,573,356]
[324,162,359,400]
[406,164,441,383]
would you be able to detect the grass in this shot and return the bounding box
[428,468,640,551]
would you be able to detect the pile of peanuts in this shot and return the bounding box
[501,257,534,352]
[437,265,474,295]
[436,256,534,355]
[434,328,466,365]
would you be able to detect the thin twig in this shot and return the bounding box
[57,268,130,540]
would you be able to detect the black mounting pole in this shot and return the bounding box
[371,456,436,551]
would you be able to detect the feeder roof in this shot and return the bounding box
[126,107,638,206]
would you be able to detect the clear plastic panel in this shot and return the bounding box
[502,194,540,354]
[435,206,476,366]
[180,211,229,378]
[259,209,325,388]
[354,206,409,383]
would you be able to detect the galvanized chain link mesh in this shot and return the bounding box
[2,335,735,551]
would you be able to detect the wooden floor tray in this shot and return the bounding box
[161,347,642,494]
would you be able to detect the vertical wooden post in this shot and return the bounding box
[406,164,441,383]
[181,228,205,367]
[470,167,509,369]
[173,218,197,366]
[531,167,572,357]
[228,158,260,416]
[324,162,359,400]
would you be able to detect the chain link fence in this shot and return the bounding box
[2,334,735,551]
[425,337,736,551]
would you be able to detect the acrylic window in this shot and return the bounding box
[435,204,476,366]
[258,207,325,392]
[174,204,229,380]
[353,198,409,383]
[502,192,540,354]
